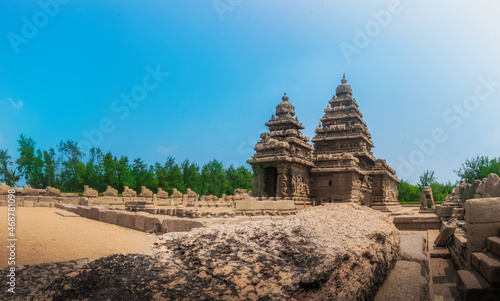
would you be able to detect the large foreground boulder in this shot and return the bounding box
[2,203,399,300]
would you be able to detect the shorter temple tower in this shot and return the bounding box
[248,76,401,212]
[247,94,313,203]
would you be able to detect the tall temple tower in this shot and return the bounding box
[248,76,401,212]
[310,75,400,211]
[247,94,313,201]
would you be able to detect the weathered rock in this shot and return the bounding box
[484,173,500,198]
[420,186,434,209]
[435,219,458,247]
[83,185,98,197]
[0,183,11,194]
[22,185,45,196]
[139,186,153,198]
[492,180,500,198]
[185,188,197,198]
[4,203,399,300]
[45,186,61,197]
[374,261,429,301]
[123,186,137,197]
[157,188,169,198]
[103,185,118,197]
[171,188,182,198]
[400,232,429,280]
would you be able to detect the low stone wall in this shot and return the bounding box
[57,203,206,234]
[392,213,441,230]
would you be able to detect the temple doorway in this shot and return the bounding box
[263,167,278,197]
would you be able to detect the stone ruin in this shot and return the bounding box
[139,186,153,197]
[83,185,98,197]
[171,188,182,198]
[420,186,434,210]
[103,185,118,197]
[248,75,401,212]
[46,186,62,197]
[123,186,137,197]
[157,188,169,198]
[1,203,408,300]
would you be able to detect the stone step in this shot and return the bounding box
[486,236,500,257]
[471,252,493,271]
[480,256,500,284]
[456,270,498,301]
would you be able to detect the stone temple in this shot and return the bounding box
[248,74,401,212]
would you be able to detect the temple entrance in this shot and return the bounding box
[263,167,278,197]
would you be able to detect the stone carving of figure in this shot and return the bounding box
[280,174,288,197]
[291,175,297,195]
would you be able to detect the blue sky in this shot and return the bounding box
[1,0,499,184]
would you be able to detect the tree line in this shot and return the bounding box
[398,156,500,203]
[0,134,253,197]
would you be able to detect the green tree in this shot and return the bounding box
[181,159,202,193]
[132,158,155,192]
[418,170,437,187]
[0,149,11,183]
[117,156,135,193]
[226,165,253,194]
[164,157,185,193]
[455,155,500,183]
[41,148,57,188]
[57,140,84,191]
[17,134,44,188]
[397,179,421,203]
[201,159,229,197]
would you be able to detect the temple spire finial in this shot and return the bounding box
[341,73,347,84]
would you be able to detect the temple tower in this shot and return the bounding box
[310,75,400,211]
[247,94,313,201]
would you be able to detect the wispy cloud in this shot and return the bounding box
[7,98,23,109]
[156,145,178,154]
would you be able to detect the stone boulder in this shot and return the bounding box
[83,185,98,197]
[140,186,153,198]
[185,188,197,198]
[22,185,45,196]
[0,183,11,194]
[420,186,434,208]
[103,186,118,197]
[4,203,400,300]
[492,179,500,197]
[123,186,137,197]
[484,173,500,198]
[45,186,61,197]
[474,178,487,198]
[171,188,182,198]
[435,218,458,247]
[157,188,169,199]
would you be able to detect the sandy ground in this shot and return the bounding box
[0,207,156,266]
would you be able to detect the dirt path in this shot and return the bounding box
[0,207,156,266]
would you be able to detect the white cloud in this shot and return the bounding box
[7,97,23,109]
[156,145,178,154]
